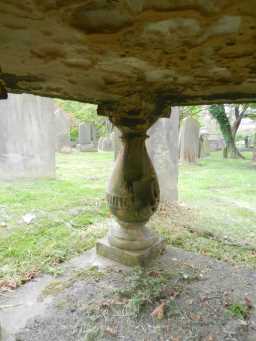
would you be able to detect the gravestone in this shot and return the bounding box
[179,117,200,163]
[78,123,91,145]
[146,107,179,202]
[0,93,56,180]
[199,133,210,158]
[77,123,97,152]
[98,134,114,152]
[54,107,71,152]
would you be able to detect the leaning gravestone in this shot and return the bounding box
[146,107,179,202]
[98,134,114,152]
[199,133,210,158]
[54,107,71,152]
[179,117,200,163]
[0,93,56,180]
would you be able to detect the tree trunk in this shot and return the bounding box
[225,141,244,159]
[209,104,244,159]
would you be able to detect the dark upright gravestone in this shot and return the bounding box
[77,123,97,152]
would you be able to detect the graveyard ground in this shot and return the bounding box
[0,151,256,290]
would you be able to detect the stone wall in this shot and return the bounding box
[0,94,56,180]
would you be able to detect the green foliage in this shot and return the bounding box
[55,99,109,137]
[115,268,174,317]
[226,303,250,320]
[179,105,202,123]
[0,152,112,287]
[70,127,78,142]
[208,104,241,158]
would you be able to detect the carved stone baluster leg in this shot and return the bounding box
[96,128,165,266]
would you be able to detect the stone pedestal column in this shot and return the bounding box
[96,130,165,266]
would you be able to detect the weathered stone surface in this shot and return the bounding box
[179,117,200,163]
[200,110,225,151]
[98,131,163,264]
[78,123,92,145]
[199,133,211,158]
[7,247,256,341]
[54,107,71,152]
[0,93,55,180]
[96,237,165,266]
[147,107,179,202]
[98,135,114,152]
[1,1,256,123]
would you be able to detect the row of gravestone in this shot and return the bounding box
[55,108,115,153]
[0,93,205,204]
[0,94,180,204]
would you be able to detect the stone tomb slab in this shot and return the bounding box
[2,247,256,341]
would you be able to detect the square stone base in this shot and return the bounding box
[96,238,165,266]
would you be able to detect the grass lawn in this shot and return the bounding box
[0,151,256,289]
[180,152,256,244]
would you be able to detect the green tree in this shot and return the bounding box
[179,105,202,123]
[209,104,256,159]
[55,100,110,137]
[208,104,244,159]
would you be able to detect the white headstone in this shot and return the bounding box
[0,94,56,180]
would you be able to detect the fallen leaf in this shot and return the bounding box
[206,336,214,341]
[245,296,253,309]
[190,313,201,321]
[151,302,165,320]
[148,271,161,277]
[21,270,38,284]
[0,280,17,291]
[105,326,117,337]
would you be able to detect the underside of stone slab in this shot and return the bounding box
[1,1,256,122]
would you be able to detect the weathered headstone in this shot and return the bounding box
[77,123,97,152]
[0,94,56,180]
[146,107,179,202]
[199,133,210,158]
[78,123,91,145]
[98,134,114,152]
[200,110,224,151]
[179,117,200,163]
[54,107,71,152]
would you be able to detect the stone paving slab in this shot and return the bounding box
[1,247,256,341]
